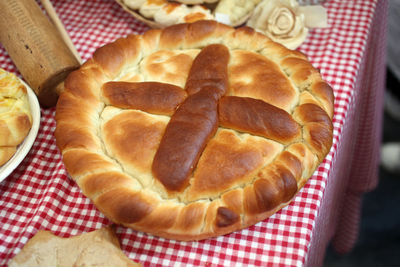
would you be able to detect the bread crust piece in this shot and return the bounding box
[55,20,334,241]
[8,226,141,266]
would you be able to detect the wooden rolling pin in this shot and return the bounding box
[0,0,81,107]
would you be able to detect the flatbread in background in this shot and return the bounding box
[8,226,141,267]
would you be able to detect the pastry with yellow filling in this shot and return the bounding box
[0,68,32,166]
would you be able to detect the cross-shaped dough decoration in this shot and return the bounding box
[102,44,301,193]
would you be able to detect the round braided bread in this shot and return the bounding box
[55,20,333,240]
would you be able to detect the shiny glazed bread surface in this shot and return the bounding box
[55,20,334,240]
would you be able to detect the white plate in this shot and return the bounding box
[0,80,41,183]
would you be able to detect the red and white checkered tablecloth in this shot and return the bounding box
[0,0,386,266]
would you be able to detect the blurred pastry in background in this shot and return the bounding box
[121,0,213,27]
[214,0,262,26]
[117,0,261,27]
[118,0,328,49]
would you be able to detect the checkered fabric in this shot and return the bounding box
[0,0,383,266]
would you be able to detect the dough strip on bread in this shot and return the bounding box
[184,44,229,96]
[152,87,219,192]
[102,81,187,115]
[218,96,301,144]
[152,44,230,192]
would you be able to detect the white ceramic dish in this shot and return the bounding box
[0,79,41,183]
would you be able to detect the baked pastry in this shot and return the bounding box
[0,68,32,166]
[118,0,213,28]
[55,20,334,241]
[214,0,262,26]
[8,226,141,266]
[116,0,260,27]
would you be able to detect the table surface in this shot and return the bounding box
[0,0,379,266]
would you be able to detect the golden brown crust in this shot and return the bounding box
[0,69,32,166]
[102,81,186,115]
[0,114,31,146]
[218,96,301,144]
[293,103,333,160]
[94,188,155,224]
[0,146,16,166]
[152,87,220,192]
[55,20,334,241]
[216,206,240,227]
[184,44,229,96]
[152,44,229,192]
